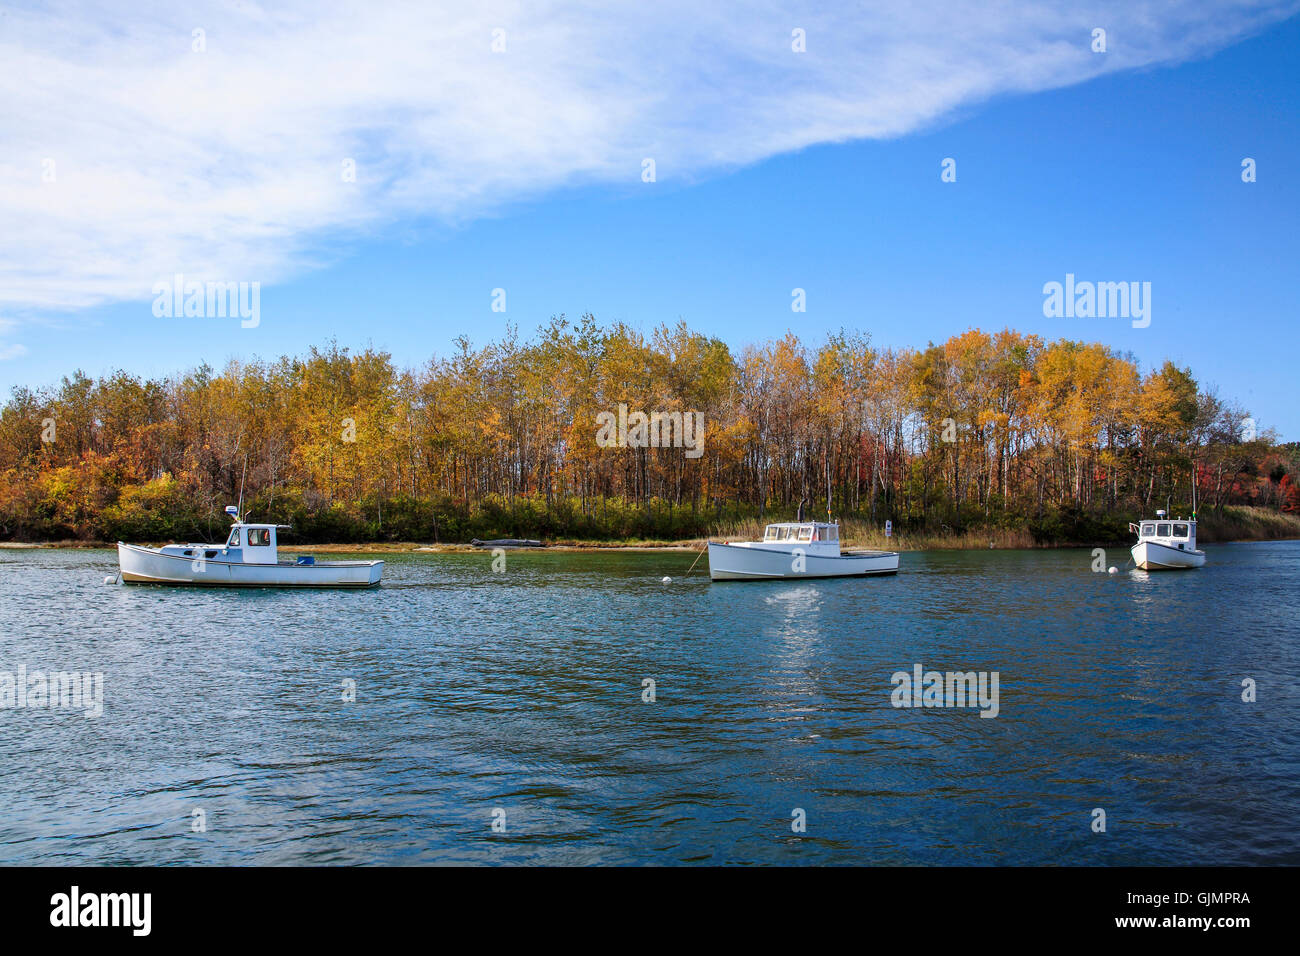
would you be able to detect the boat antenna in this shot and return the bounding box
[236,454,248,522]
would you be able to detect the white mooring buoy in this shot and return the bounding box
[1108,566,1118,574]
[661,576,672,584]
[103,575,115,584]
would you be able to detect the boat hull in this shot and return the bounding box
[117,543,383,587]
[708,542,899,581]
[1131,540,1205,571]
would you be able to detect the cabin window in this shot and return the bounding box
[1141,523,1155,537]
[227,528,241,547]
[1157,523,1172,537]
[828,526,838,542]
[797,527,813,542]
[247,528,271,547]
[764,526,778,541]
[1173,523,1189,538]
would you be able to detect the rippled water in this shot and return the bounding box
[1,541,1297,865]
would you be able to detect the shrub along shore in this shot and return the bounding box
[5,498,1296,551]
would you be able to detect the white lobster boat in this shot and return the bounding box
[708,521,899,581]
[1129,510,1205,571]
[117,507,382,587]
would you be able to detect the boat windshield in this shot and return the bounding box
[763,524,827,542]
[227,527,240,547]
[1141,523,1154,537]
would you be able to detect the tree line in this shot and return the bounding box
[1,314,1296,543]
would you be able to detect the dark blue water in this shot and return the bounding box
[1,542,1297,865]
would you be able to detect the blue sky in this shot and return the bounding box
[2,3,1297,437]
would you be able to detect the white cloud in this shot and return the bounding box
[0,0,1294,315]
[0,317,23,359]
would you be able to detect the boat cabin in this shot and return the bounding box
[1131,510,1198,553]
[155,520,301,566]
[759,522,842,554]
[763,521,838,543]
[219,523,292,565]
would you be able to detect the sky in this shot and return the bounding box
[1,1,1298,437]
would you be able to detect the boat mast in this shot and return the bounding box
[826,455,832,523]
[236,454,248,522]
